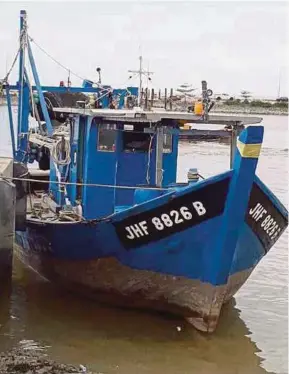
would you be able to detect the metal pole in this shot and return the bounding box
[17,10,26,150]
[230,122,238,168]
[155,126,164,187]
[164,88,167,110]
[128,56,154,108]
[5,85,16,157]
[27,39,53,136]
[138,55,142,106]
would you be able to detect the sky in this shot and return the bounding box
[0,1,288,98]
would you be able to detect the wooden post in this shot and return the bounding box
[140,88,144,107]
[230,122,237,168]
[230,122,245,168]
[170,88,173,110]
[207,125,264,285]
[0,158,15,284]
[145,88,148,109]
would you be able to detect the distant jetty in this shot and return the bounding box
[0,93,287,115]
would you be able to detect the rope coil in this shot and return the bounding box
[51,137,71,166]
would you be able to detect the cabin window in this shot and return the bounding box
[97,123,117,152]
[163,129,172,153]
[123,130,151,152]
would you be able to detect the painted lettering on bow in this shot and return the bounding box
[246,183,288,251]
[125,202,206,240]
[114,177,230,249]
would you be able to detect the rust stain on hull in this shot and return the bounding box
[14,244,253,333]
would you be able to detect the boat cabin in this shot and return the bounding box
[28,107,263,222]
[48,108,181,219]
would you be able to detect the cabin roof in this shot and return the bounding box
[53,107,263,126]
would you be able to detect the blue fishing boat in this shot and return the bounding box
[1,11,288,333]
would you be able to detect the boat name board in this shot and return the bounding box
[114,178,230,249]
[246,183,288,252]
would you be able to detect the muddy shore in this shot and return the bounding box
[0,346,97,374]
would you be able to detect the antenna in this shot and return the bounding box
[96,67,102,85]
[128,55,154,107]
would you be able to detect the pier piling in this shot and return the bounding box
[0,158,15,283]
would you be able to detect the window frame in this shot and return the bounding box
[97,122,117,152]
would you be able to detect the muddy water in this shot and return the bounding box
[0,108,287,374]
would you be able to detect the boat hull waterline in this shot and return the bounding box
[14,246,253,333]
[15,169,288,332]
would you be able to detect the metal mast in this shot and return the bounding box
[128,55,153,107]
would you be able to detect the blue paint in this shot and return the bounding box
[59,116,180,215]
[15,175,279,285]
[255,175,288,219]
[10,11,289,327]
[8,85,138,99]
[65,117,80,204]
[162,134,178,186]
[15,11,31,161]
[17,10,25,144]
[204,126,264,285]
[5,85,16,157]
[27,39,53,136]
[16,84,30,162]
[82,118,117,218]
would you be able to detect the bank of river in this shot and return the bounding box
[211,105,288,116]
[0,345,94,373]
[1,96,288,115]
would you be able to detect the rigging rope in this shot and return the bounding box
[1,20,27,84]
[51,136,71,166]
[1,48,20,84]
[28,35,96,86]
[0,175,170,191]
[28,35,137,102]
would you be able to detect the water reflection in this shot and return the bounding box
[0,259,270,374]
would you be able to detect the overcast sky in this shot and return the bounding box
[0,1,288,98]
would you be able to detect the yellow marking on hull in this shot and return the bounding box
[237,140,261,158]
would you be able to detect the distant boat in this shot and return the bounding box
[179,123,245,142]
[176,83,197,94]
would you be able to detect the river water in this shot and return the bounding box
[0,107,288,374]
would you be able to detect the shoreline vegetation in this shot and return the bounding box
[211,100,288,116]
[0,96,287,116]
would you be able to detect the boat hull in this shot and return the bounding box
[14,243,252,332]
[14,168,288,333]
[179,129,231,142]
